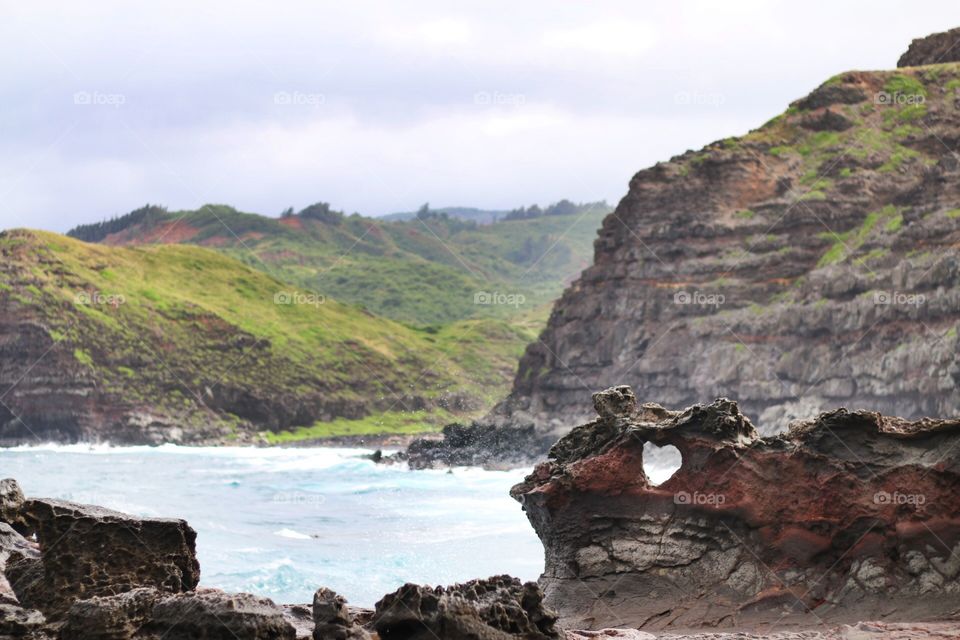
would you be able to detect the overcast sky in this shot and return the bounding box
[1,1,958,232]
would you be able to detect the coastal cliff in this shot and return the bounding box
[493,31,960,439]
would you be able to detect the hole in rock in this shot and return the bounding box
[642,442,682,486]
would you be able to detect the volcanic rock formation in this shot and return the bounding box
[511,386,960,632]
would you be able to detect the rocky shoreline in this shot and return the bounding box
[3,387,960,638]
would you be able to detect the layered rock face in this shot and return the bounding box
[496,37,960,439]
[511,386,960,631]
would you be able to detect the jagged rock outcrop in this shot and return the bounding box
[21,497,200,617]
[485,33,960,442]
[0,480,30,538]
[512,386,960,631]
[312,587,369,640]
[899,27,960,67]
[372,575,560,640]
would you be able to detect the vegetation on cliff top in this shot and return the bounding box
[0,229,544,441]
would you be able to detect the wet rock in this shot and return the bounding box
[898,27,960,67]
[0,479,31,536]
[512,388,960,631]
[373,575,560,640]
[147,589,296,640]
[403,422,556,469]
[60,587,159,640]
[22,498,200,618]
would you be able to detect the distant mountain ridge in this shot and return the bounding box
[68,200,612,327]
[380,200,610,225]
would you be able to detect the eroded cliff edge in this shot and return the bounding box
[511,386,960,631]
[494,32,960,439]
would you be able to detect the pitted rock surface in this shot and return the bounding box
[22,498,199,617]
[372,575,560,640]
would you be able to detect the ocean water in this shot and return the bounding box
[0,444,547,607]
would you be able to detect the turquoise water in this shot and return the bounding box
[0,444,544,607]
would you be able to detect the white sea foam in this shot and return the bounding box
[273,528,313,540]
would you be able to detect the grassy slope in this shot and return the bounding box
[82,205,610,327]
[2,230,542,440]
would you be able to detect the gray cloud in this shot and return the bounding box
[1,0,958,232]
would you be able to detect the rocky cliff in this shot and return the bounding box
[511,386,960,632]
[495,32,960,439]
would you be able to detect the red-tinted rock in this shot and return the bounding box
[512,387,960,631]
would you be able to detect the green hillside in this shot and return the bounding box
[68,201,611,327]
[0,230,542,443]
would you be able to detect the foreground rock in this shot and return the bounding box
[147,590,296,639]
[373,575,560,640]
[21,497,200,617]
[512,386,960,631]
[0,478,563,639]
